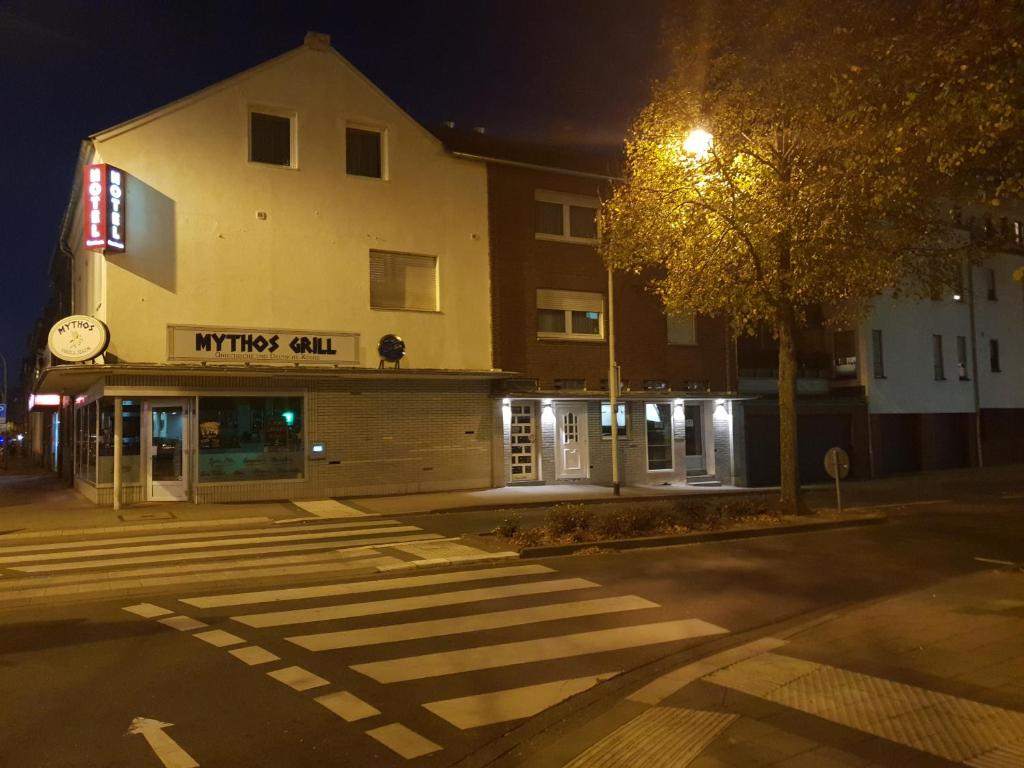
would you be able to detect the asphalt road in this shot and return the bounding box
[0,495,1021,768]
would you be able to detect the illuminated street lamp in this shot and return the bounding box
[682,128,714,158]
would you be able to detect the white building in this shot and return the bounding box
[36,32,503,504]
[858,241,1024,474]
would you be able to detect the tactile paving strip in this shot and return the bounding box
[704,652,821,698]
[968,738,1024,768]
[563,706,737,768]
[706,653,1024,764]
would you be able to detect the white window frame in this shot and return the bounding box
[369,250,439,312]
[600,401,628,440]
[248,106,298,169]
[536,288,605,341]
[534,190,599,244]
[345,121,388,180]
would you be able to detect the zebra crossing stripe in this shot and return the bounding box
[0,524,419,565]
[267,666,329,692]
[288,595,659,651]
[229,646,279,666]
[8,549,365,588]
[423,672,618,729]
[314,691,380,722]
[123,603,173,618]
[353,619,730,684]
[158,616,208,632]
[366,723,441,760]
[182,563,554,609]
[234,578,600,629]
[11,533,442,573]
[0,519,401,555]
[193,630,245,648]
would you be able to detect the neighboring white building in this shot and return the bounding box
[36,33,502,505]
[858,243,1024,473]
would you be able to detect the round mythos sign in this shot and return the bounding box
[47,315,110,362]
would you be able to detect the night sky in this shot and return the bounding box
[0,0,670,397]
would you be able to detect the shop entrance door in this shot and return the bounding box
[554,403,589,479]
[148,400,189,501]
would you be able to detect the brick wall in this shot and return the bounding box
[487,164,733,392]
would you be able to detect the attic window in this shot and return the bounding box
[249,110,294,167]
[347,127,383,178]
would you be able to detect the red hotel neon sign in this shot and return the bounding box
[83,163,126,253]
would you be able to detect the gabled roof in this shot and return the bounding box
[429,124,623,180]
[90,33,442,151]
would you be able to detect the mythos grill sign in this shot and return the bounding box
[83,163,126,253]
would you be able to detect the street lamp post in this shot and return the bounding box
[607,263,620,496]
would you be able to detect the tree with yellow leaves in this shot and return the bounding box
[601,0,1022,513]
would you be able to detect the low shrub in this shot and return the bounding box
[545,503,594,541]
[513,527,545,548]
[494,515,521,539]
[595,507,672,538]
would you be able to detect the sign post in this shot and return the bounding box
[824,446,850,514]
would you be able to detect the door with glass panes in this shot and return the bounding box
[555,403,589,479]
[509,402,537,481]
[146,400,189,501]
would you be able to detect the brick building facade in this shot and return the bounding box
[436,127,743,488]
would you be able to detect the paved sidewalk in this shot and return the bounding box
[347,482,750,516]
[533,567,1024,768]
[0,456,751,536]
[3,456,1021,536]
[0,460,298,534]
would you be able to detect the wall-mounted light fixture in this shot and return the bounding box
[542,401,555,424]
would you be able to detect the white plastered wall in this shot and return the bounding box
[860,250,1024,414]
[80,44,492,371]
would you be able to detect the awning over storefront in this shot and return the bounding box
[34,363,514,395]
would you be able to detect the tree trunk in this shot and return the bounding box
[777,302,808,514]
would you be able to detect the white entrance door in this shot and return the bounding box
[148,400,189,501]
[554,403,589,479]
[509,402,537,481]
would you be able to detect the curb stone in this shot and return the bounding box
[518,513,887,558]
[374,551,519,573]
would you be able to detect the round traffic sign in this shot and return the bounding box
[824,447,850,480]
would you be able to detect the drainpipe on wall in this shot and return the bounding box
[966,258,984,467]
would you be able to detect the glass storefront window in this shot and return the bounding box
[98,399,142,485]
[86,402,97,482]
[74,405,86,477]
[72,401,100,484]
[198,396,304,482]
[645,403,673,470]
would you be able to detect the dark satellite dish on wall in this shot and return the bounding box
[378,334,406,369]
